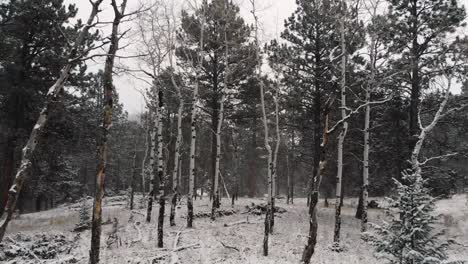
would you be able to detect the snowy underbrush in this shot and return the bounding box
[0,195,466,264]
[0,233,80,263]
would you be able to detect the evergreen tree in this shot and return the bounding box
[369,171,453,264]
[177,0,255,197]
[379,0,465,149]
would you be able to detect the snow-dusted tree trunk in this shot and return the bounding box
[170,77,183,226]
[361,84,371,232]
[361,29,377,233]
[89,1,127,263]
[250,0,274,255]
[270,73,281,232]
[156,100,165,247]
[141,112,150,198]
[333,18,348,246]
[187,14,206,229]
[0,0,104,242]
[146,110,157,223]
[211,3,229,220]
[301,97,335,264]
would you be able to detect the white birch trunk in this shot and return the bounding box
[250,0,274,255]
[170,75,183,226]
[361,86,370,232]
[156,97,165,247]
[187,14,206,228]
[146,103,158,223]
[361,30,377,233]
[333,18,348,246]
[141,112,150,198]
[211,3,229,219]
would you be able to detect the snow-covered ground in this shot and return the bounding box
[1,195,467,263]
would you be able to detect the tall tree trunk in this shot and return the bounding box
[169,72,183,226]
[156,101,165,247]
[251,0,273,255]
[301,97,334,264]
[333,18,348,246]
[270,73,281,232]
[141,113,150,197]
[361,27,376,232]
[409,1,420,152]
[146,111,157,223]
[0,0,104,242]
[211,7,229,220]
[89,1,126,263]
[187,13,206,228]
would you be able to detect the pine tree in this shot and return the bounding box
[369,171,451,264]
[380,0,465,150]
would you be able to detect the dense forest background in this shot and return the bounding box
[0,0,467,215]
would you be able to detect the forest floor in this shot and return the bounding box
[1,194,467,264]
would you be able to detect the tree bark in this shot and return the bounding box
[141,112,150,197]
[251,0,273,255]
[146,112,157,223]
[187,12,206,229]
[0,0,104,242]
[169,73,183,227]
[89,1,126,263]
[333,18,348,246]
[211,5,229,220]
[156,104,165,247]
[301,97,334,264]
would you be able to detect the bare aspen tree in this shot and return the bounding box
[186,4,206,228]
[89,1,128,263]
[250,0,274,256]
[0,0,104,242]
[146,110,157,222]
[168,22,183,226]
[360,0,380,232]
[332,13,348,247]
[156,106,164,247]
[136,3,169,225]
[211,0,230,220]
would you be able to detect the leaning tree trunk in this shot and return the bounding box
[89,1,126,263]
[187,15,206,228]
[301,98,334,264]
[333,18,348,247]
[270,73,281,233]
[0,0,104,243]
